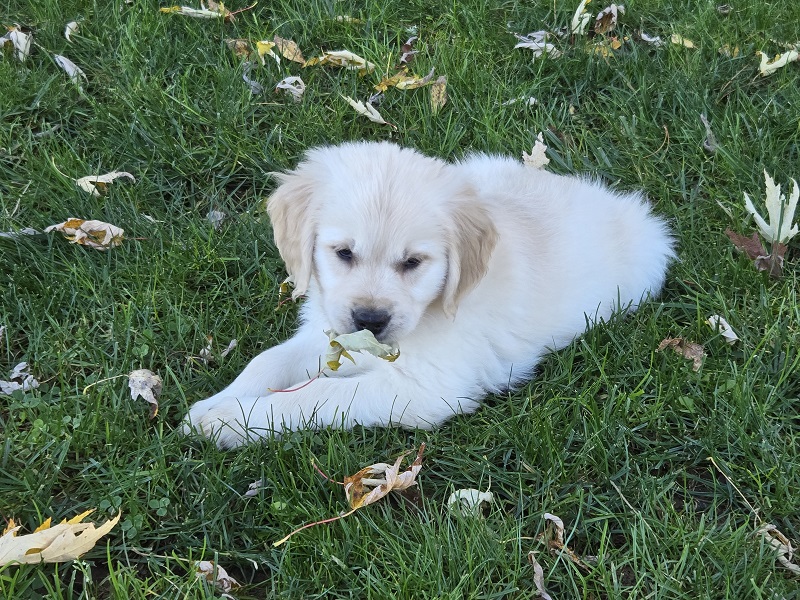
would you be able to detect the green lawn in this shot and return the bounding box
[2,0,799,598]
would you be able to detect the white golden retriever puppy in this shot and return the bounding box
[184,141,673,448]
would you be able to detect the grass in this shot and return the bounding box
[1,0,799,597]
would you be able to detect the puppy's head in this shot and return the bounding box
[267,142,497,343]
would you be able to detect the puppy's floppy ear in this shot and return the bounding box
[442,188,498,317]
[266,167,317,299]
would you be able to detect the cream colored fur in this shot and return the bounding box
[183,141,674,448]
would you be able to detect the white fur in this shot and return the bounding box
[183,142,674,448]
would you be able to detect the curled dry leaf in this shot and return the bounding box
[273,35,305,64]
[725,228,787,278]
[571,0,593,35]
[325,329,400,371]
[341,95,393,127]
[743,171,799,244]
[128,369,163,419]
[757,46,800,77]
[523,133,550,169]
[0,362,39,395]
[638,30,664,47]
[540,512,593,572]
[207,209,226,229]
[74,171,135,196]
[244,478,264,497]
[0,26,32,62]
[756,524,800,575]
[242,61,263,94]
[374,67,436,92]
[594,4,625,35]
[64,21,79,42]
[225,37,251,58]
[706,315,739,345]
[305,50,375,74]
[513,31,561,60]
[399,36,418,64]
[159,3,232,20]
[0,510,121,566]
[45,218,125,250]
[275,76,306,102]
[447,488,493,517]
[658,337,704,371]
[699,113,718,153]
[54,54,87,86]
[430,75,447,114]
[195,560,240,592]
[527,551,553,600]
[274,444,425,546]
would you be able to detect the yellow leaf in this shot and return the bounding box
[304,49,375,74]
[344,444,425,509]
[0,511,121,566]
[430,76,447,114]
[375,67,436,92]
[273,35,305,64]
[670,34,696,48]
[44,218,125,250]
[325,329,399,371]
[256,40,279,65]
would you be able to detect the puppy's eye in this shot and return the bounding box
[402,257,422,271]
[336,248,353,262]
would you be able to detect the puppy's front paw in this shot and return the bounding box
[183,397,273,449]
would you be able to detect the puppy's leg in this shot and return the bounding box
[182,326,325,436]
[184,360,477,448]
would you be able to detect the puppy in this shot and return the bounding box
[184,142,673,448]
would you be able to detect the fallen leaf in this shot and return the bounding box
[743,170,799,244]
[571,0,593,35]
[523,132,550,169]
[244,479,264,497]
[398,35,417,64]
[325,329,400,371]
[527,551,553,600]
[638,30,664,47]
[219,338,237,358]
[706,315,739,345]
[0,26,32,62]
[74,171,135,196]
[757,46,800,77]
[273,35,305,64]
[225,37,251,58]
[64,21,79,42]
[54,55,87,86]
[719,44,739,57]
[447,488,493,517]
[0,227,42,240]
[700,113,718,153]
[725,228,787,278]
[594,4,625,35]
[45,218,125,250]
[756,524,800,575]
[374,66,436,92]
[304,49,375,74]
[671,34,696,48]
[502,95,538,106]
[159,3,232,20]
[275,75,306,102]
[0,510,121,565]
[0,362,39,395]
[242,61,263,94]
[540,512,594,571]
[195,560,240,592]
[128,369,163,419]
[344,444,425,510]
[256,40,280,65]
[341,95,393,127]
[207,209,226,229]
[658,337,704,371]
[334,15,363,24]
[430,75,447,114]
[514,31,562,60]
[274,444,425,546]
[725,228,766,260]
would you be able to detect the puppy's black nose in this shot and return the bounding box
[352,308,391,337]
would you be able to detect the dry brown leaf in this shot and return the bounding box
[756,524,800,575]
[273,35,305,64]
[540,512,593,572]
[344,444,425,509]
[399,35,417,64]
[160,2,233,20]
[430,75,447,114]
[725,228,787,278]
[274,444,425,546]
[658,337,704,371]
[45,218,125,250]
[527,551,553,600]
[225,38,250,57]
[0,510,121,566]
[304,50,375,74]
[195,560,240,592]
[128,369,162,419]
[594,4,625,35]
[374,67,436,92]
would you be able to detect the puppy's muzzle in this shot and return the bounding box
[351,307,392,337]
